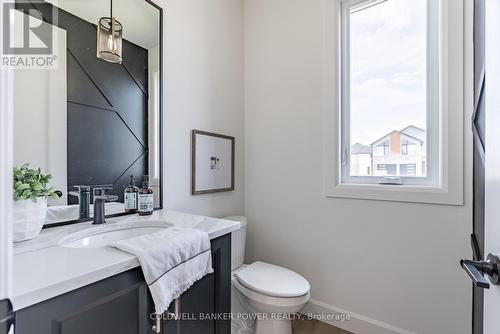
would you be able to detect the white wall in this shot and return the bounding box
[13,14,67,206]
[161,0,244,217]
[244,1,473,334]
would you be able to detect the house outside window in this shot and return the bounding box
[373,126,426,177]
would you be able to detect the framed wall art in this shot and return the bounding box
[191,130,235,195]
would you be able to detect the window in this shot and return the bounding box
[341,0,439,186]
[324,0,467,205]
[401,138,417,156]
[375,140,390,156]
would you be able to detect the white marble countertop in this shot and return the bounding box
[12,210,240,311]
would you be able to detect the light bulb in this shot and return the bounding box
[107,34,116,52]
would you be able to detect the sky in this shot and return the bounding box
[349,0,427,145]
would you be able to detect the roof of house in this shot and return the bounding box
[370,125,425,145]
[351,143,372,155]
[400,125,425,142]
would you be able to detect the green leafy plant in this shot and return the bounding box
[13,164,57,202]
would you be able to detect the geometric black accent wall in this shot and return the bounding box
[65,13,148,204]
[16,1,149,204]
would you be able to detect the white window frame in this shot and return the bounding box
[323,0,470,205]
[340,0,440,187]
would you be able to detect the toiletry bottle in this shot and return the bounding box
[138,175,154,216]
[124,175,139,213]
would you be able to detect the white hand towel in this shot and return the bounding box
[109,227,213,314]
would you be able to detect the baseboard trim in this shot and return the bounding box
[302,299,417,334]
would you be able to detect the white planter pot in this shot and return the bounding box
[13,197,47,242]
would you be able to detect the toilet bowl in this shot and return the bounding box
[225,216,311,334]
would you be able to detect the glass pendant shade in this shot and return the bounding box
[96,17,123,64]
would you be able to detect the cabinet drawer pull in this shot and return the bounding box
[152,314,161,333]
[169,298,181,320]
[152,298,181,332]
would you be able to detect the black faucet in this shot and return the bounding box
[93,197,107,225]
[92,187,119,225]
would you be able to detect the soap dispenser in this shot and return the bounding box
[138,175,154,216]
[124,175,139,213]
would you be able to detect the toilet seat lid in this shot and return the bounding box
[235,261,310,298]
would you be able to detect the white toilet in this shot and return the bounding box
[226,216,311,334]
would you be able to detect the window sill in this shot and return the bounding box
[325,182,463,206]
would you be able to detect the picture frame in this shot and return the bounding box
[191,130,235,195]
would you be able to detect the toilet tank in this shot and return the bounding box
[224,216,247,270]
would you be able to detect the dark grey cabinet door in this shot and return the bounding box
[14,268,154,334]
[162,234,231,334]
[179,264,216,334]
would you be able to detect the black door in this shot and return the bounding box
[0,299,14,334]
[472,0,485,333]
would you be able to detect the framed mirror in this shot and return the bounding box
[12,0,162,226]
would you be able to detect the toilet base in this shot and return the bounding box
[231,267,310,334]
[256,318,292,334]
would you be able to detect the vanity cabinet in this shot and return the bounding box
[14,234,231,334]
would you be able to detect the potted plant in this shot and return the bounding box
[13,164,57,242]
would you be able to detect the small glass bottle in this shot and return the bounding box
[124,175,139,213]
[138,175,154,216]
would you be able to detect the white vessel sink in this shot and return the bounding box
[58,221,173,248]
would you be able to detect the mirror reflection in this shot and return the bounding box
[13,0,162,225]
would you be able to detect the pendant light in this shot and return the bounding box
[96,0,123,64]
